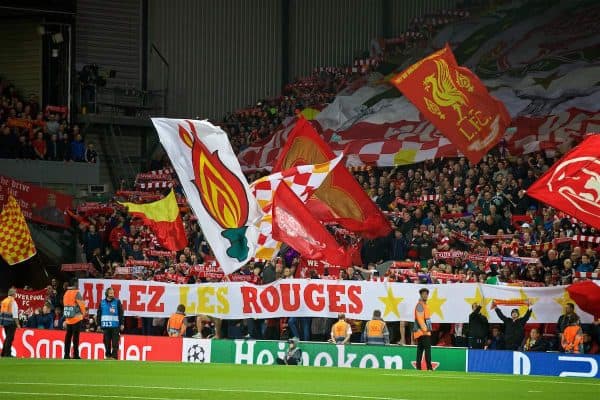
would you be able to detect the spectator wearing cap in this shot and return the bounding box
[276,337,302,365]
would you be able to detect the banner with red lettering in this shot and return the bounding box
[0,328,180,361]
[0,175,73,228]
[14,289,48,318]
[79,279,598,323]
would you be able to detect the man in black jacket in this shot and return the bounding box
[492,300,532,350]
[521,328,548,352]
[468,303,489,349]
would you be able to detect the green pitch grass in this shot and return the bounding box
[0,359,597,400]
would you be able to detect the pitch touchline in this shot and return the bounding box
[0,383,407,400]
[381,373,599,386]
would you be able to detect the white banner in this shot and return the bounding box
[79,279,597,323]
[152,118,263,274]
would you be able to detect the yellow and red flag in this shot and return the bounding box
[274,118,391,239]
[391,44,510,164]
[118,189,187,252]
[0,195,36,265]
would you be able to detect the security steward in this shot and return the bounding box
[330,313,352,345]
[96,287,124,360]
[167,304,187,337]
[63,279,87,359]
[413,288,433,370]
[363,309,389,345]
[1,288,20,357]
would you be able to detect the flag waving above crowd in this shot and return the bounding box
[391,44,510,165]
[0,196,37,265]
[274,118,391,239]
[527,134,600,230]
[152,118,263,274]
[118,189,187,251]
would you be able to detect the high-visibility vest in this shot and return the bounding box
[332,320,349,342]
[167,313,185,337]
[0,297,16,326]
[63,289,85,325]
[413,300,432,339]
[365,319,386,344]
[100,299,120,328]
[562,325,583,353]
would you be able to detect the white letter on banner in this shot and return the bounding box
[558,356,598,378]
[234,340,255,364]
[383,355,403,369]
[21,330,33,358]
[359,354,380,369]
[513,352,531,375]
[256,349,274,365]
[337,345,357,368]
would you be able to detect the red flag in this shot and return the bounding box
[526,134,600,229]
[118,190,187,251]
[272,183,351,267]
[274,118,391,239]
[567,281,600,319]
[391,44,510,164]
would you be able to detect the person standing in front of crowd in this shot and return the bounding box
[491,300,531,351]
[468,303,489,349]
[413,288,433,370]
[363,310,389,345]
[330,313,351,345]
[167,304,187,337]
[557,302,578,350]
[63,279,87,359]
[96,287,124,360]
[561,315,584,354]
[1,288,20,357]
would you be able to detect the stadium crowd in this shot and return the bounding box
[0,79,97,162]
[3,0,599,354]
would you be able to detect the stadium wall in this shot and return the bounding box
[3,328,599,378]
[147,0,283,119]
[386,0,458,38]
[75,0,143,89]
[145,0,455,120]
[0,18,43,100]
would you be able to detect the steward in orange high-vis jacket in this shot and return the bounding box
[413,288,433,370]
[363,309,389,345]
[167,304,187,337]
[63,279,87,359]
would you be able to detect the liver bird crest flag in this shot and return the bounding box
[527,134,600,230]
[391,44,510,164]
[152,119,262,274]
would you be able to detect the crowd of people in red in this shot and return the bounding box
[3,1,599,351]
[0,81,97,162]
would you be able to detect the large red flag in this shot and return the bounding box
[272,182,351,267]
[567,281,600,319]
[391,44,510,164]
[527,134,600,229]
[274,118,391,239]
[118,190,188,251]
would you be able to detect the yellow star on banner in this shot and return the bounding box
[378,286,404,318]
[427,288,447,319]
[518,289,538,319]
[554,289,575,312]
[464,287,492,318]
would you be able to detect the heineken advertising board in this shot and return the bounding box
[194,339,466,371]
